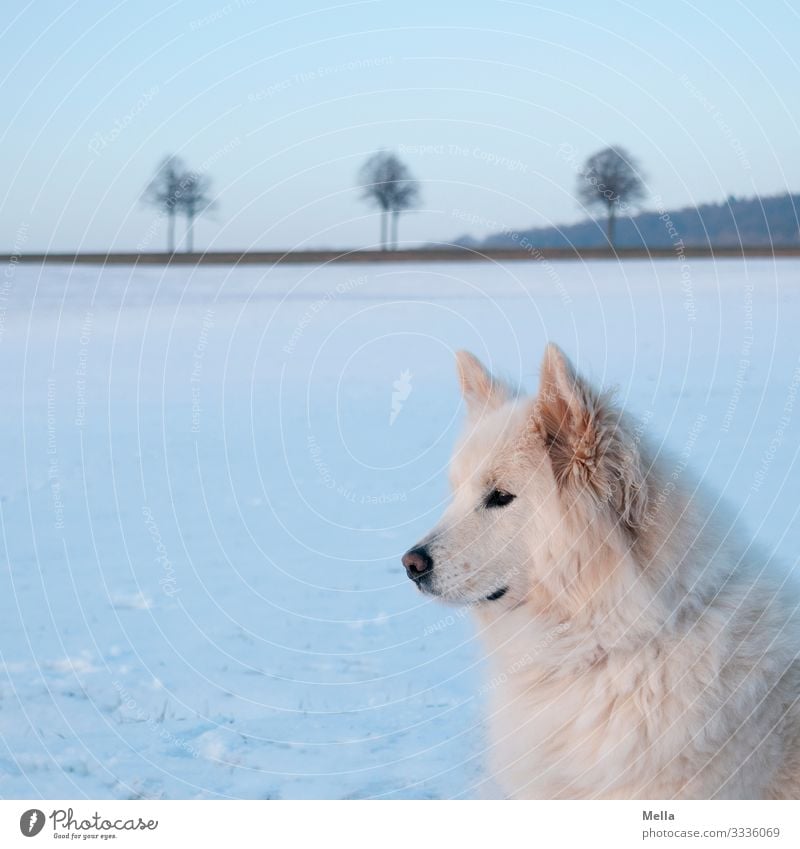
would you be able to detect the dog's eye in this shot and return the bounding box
[485,489,516,508]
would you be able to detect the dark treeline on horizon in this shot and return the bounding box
[461,193,800,251]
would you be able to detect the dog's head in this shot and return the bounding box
[402,344,649,609]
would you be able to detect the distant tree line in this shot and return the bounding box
[143,145,643,253]
[144,141,797,253]
[468,192,800,250]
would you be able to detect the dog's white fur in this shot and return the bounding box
[408,344,800,799]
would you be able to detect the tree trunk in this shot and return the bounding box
[186,213,194,253]
[607,208,616,248]
[391,211,399,251]
[380,209,388,251]
[167,210,175,254]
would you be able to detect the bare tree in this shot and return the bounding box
[143,156,216,253]
[178,170,215,253]
[143,155,185,253]
[577,146,646,247]
[357,151,420,250]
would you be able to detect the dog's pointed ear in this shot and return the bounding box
[455,350,512,419]
[534,344,648,533]
[537,343,584,424]
[534,344,593,463]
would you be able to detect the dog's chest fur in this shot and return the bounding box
[476,587,795,800]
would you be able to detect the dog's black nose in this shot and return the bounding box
[402,546,433,581]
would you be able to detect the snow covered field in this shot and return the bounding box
[1,257,799,799]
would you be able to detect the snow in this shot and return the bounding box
[1,257,799,799]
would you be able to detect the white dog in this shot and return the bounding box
[403,344,800,799]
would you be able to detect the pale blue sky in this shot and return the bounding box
[2,0,799,251]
